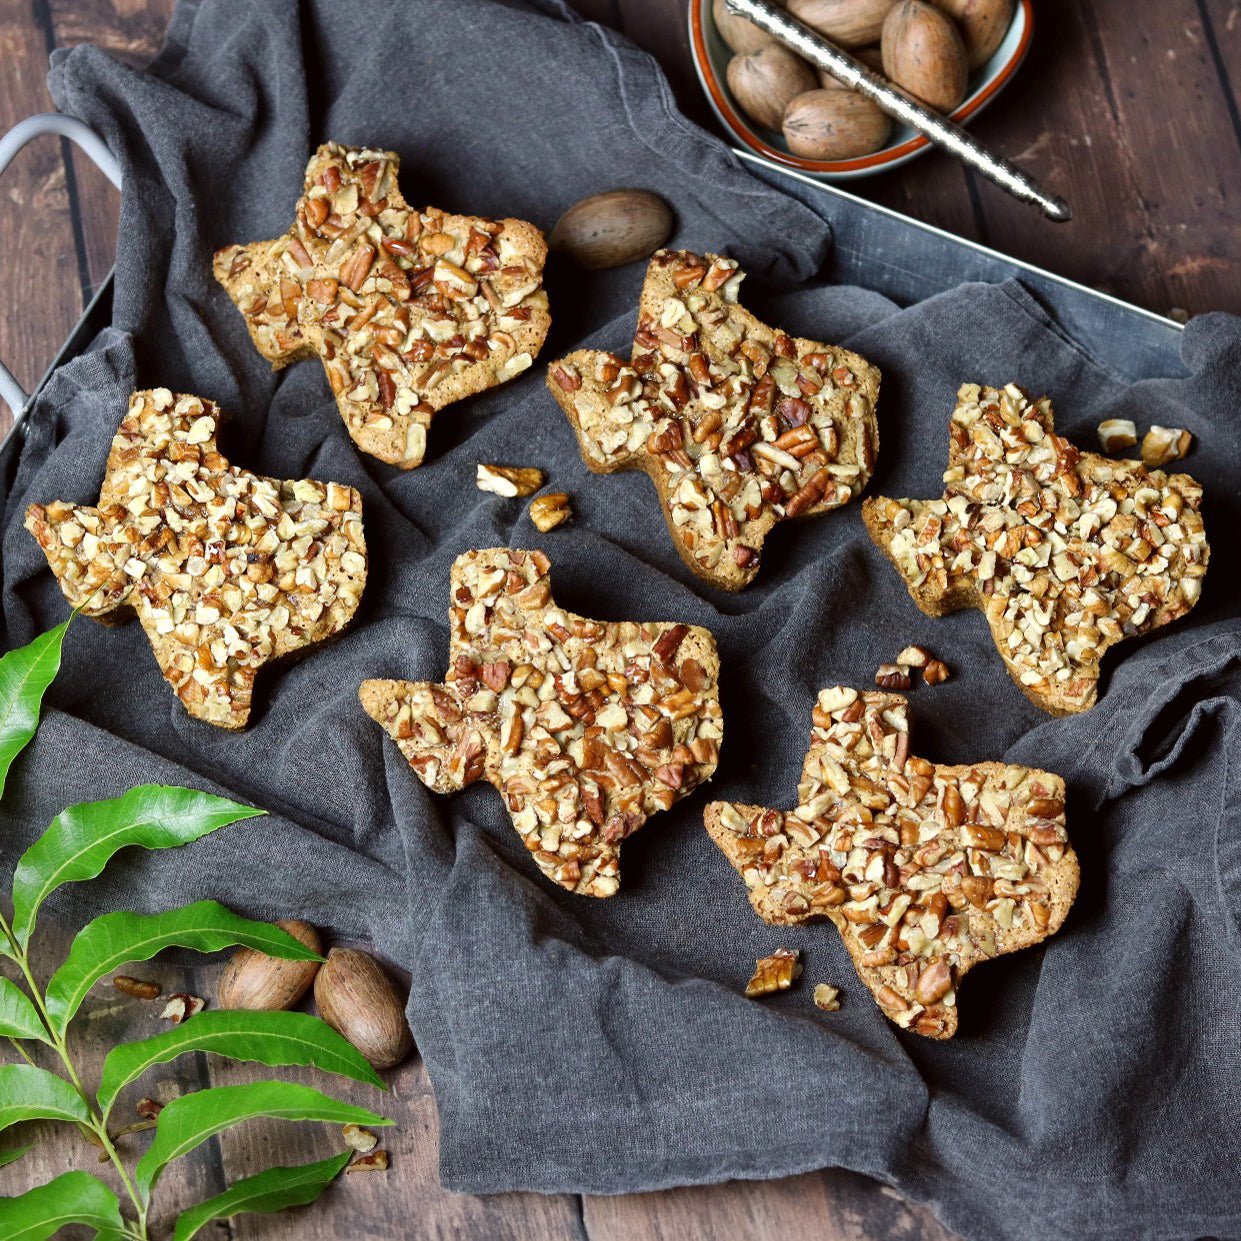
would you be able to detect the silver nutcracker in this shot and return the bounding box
[724,0,1072,222]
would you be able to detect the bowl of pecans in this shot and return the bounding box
[689,0,1032,180]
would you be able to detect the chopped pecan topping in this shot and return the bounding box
[863,384,1208,715]
[214,143,550,469]
[706,687,1079,1039]
[361,549,722,897]
[547,250,880,590]
[25,390,366,729]
[745,947,802,997]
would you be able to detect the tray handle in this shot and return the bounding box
[0,114,122,418]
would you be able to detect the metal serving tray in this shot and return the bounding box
[738,151,1184,381]
[0,117,1185,493]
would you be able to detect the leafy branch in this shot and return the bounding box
[0,621,389,1238]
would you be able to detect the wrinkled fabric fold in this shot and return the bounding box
[0,2,1236,1238]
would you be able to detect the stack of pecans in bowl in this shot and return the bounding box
[718,0,1013,160]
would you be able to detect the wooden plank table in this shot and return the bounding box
[1,2,1237,1238]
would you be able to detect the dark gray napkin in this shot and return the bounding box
[1,2,1237,1238]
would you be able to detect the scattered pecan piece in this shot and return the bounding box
[1096,418,1137,453]
[476,464,545,498]
[896,645,930,669]
[347,1151,390,1173]
[1141,424,1193,468]
[875,664,912,691]
[745,947,802,997]
[159,994,205,1024]
[342,1123,378,1153]
[813,983,841,1012]
[529,492,572,532]
[922,658,950,686]
[113,976,161,1001]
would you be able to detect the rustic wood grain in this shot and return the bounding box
[951,0,1241,317]
[1201,0,1241,199]
[0,1,1237,1238]
[47,0,175,295]
[584,1169,963,1241]
[47,0,174,61]
[0,0,88,407]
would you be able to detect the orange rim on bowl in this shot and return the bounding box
[692,0,1034,174]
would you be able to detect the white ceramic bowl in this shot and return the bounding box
[690,0,1033,180]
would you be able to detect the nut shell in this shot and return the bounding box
[931,0,1013,68]
[726,45,818,131]
[550,190,673,271]
[314,947,413,1070]
[881,0,969,112]
[787,0,899,48]
[714,0,781,54]
[783,89,891,159]
[216,920,322,1012]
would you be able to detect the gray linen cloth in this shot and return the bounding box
[1,2,1238,1238]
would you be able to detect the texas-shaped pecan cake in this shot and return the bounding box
[863,383,1209,715]
[26,390,366,729]
[705,687,1079,1038]
[361,548,721,897]
[546,249,880,590]
[214,142,551,469]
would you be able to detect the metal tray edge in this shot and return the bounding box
[737,148,1182,334]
